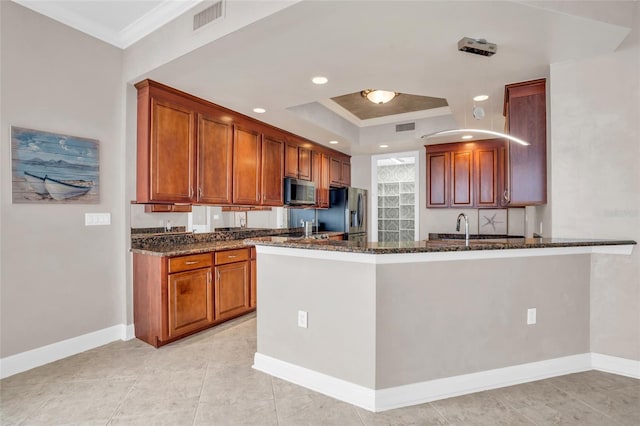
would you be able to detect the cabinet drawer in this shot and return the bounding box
[215,248,249,265]
[168,253,212,273]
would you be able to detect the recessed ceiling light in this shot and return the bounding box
[461,135,473,140]
[379,144,389,148]
[312,76,328,85]
[253,108,266,113]
[473,94,489,102]
[329,140,339,144]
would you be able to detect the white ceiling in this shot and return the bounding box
[13,1,635,155]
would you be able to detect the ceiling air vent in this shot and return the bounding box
[396,122,416,132]
[193,1,224,31]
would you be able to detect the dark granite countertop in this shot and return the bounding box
[130,228,345,257]
[248,236,636,254]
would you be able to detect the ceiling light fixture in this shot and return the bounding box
[379,144,389,148]
[473,94,489,102]
[312,76,328,85]
[329,140,339,144]
[461,135,473,140]
[361,89,398,104]
[253,108,266,113]
[422,129,530,146]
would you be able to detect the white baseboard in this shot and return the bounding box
[591,352,640,378]
[0,323,132,379]
[254,352,594,412]
[375,354,592,412]
[253,353,376,411]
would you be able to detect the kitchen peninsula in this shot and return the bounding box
[250,236,635,412]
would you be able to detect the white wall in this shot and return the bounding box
[0,2,125,357]
[550,31,640,360]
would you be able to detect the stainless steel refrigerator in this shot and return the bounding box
[317,187,367,242]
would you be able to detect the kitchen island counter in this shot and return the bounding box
[251,236,636,412]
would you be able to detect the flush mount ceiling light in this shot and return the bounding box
[312,76,328,85]
[473,94,489,102]
[422,129,530,146]
[329,140,339,144]
[361,89,398,104]
[253,107,266,113]
[379,144,389,148]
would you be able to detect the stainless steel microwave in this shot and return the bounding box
[284,177,316,206]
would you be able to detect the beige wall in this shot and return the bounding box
[0,2,125,357]
[550,30,640,360]
[256,251,591,390]
[375,255,590,388]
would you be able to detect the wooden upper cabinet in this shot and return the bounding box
[426,151,449,208]
[261,133,285,206]
[329,156,351,187]
[298,147,311,180]
[312,151,330,208]
[451,149,473,207]
[426,140,503,208]
[147,98,196,203]
[197,113,233,204]
[233,125,262,205]
[285,140,311,181]
[285,143,298,178]
[474,144,500,207]
[504,78,547,206]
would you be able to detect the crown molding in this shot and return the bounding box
[13,0,202,49]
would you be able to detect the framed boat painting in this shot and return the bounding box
[11,126,99,204]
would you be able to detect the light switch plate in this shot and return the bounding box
[527,308,537,325]
[85,213,111,226]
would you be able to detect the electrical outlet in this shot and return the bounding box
[298,310,308,328]
[527,308,537,325]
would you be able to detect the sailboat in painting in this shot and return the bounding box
[23,171,94,200]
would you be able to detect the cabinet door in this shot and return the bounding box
[233,125,261,205]
[312,151,324,207]
[285,143,299,178]
[198,114,233,204]
[167,268,213,338]
[150,99,196,202]
[320,154,330,207]
[215,261,250,320]
[505,79,547,205]
[298,147,312,181]
[426,152,449,207]
[329,157,343,187]
[341,160,351,187]
[475,146,499,207]
[261,135,284,206]
[451,150,473,206]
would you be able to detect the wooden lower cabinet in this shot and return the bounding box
[215,261,250,320]
[133,248,255,348]
[167,267,213,338]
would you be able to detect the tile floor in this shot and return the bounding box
[1,313,638,425]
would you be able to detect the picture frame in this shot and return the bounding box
[11,126,99,204]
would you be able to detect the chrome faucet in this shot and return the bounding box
[456,213,470,246]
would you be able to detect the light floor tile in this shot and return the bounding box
[2,313,638,426]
